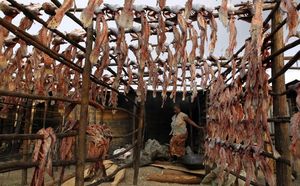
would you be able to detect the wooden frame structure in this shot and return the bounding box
[0,0,299,185]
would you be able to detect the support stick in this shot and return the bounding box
[133,101,145,185]
[75,24,93,186]
[271,2,291,185]
[21,99,33,186]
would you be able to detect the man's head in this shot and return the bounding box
[173,104,181,114]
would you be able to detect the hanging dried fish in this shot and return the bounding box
[177,13,188,34]
[250,0,263,52]
[280,0,299,41]
[219,0,228,27]
[48,0,74,29]
[80,0,103,28]
[42,2,56,16]
[208,12,217,55]
[31,128,56,186]
[86,124,112,181]
[90,14,108,64]
[289,82,300,111]
[117,0,134,29]
[161,62,170,106]
[181,51,188,101]
[188,25,198,63]
[290,112,300,159]
[0,5,19,69]
[197,12,207,59]
[201,60,210,88]
[184,0,193,19]
[19,16,33,31]
[125,60,133,94]
[240,39,251,77]
[157,0,166,10]
[156,14,166,57]
[111,13,129,108]
[169,69,177,103]
[225,16,237,58]
[136,13,150,102]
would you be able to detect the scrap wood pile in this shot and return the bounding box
[31,121,113,186]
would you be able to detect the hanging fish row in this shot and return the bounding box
[0,0,298,113]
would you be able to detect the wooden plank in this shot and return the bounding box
[150,163,205,175]
[147,173,201,184]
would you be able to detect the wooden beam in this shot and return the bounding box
[268,50,300,83]
[0,131,77,140]
[75,24,93,186]
[271,1,291,185]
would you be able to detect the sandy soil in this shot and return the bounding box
[101,166,199,186]
[0,166,199,186]
[2,165,300,186]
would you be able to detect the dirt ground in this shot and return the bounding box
[1,165,300,186]
[0,166,199,186]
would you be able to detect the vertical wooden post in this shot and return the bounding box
[93,107,97,124]
[196,95,202,154]
[133,101,145,185]
[21,100,33,186]
[101,109,104,124]
[271,2,291,185]
[132,99,137,145]
[42,102,48,128]
[188,102,194,150]
[75,24,93,186]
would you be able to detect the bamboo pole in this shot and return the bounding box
[133,101,145,185]
[75,24,93,186]
[271,2,291,185]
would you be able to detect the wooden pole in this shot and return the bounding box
[133,101,145,185]
[75,24,93,186]
[21,99,33,186]
[42,102,48,128]
[271,1,291,185]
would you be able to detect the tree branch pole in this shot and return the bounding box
[75,24,93,186]
[271,1,291,185]
[268,50,300,83]
[133,100,145,185]
[21,99,33,186]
